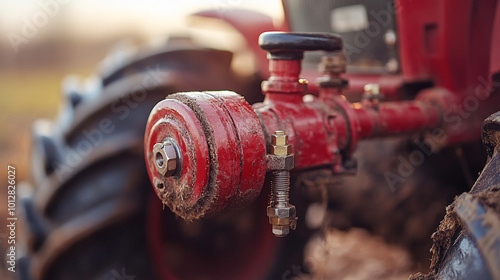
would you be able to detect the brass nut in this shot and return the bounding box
[270,130,292,156]
[153,140,178,177]
[272,131,288,146]
[270,145,292,156]
[266,154,294,170]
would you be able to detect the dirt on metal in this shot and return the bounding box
[165,93,219,221]
[428,200,460,272]
[476,186,500,214]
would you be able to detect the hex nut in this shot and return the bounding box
[272,225,290,237]
[270,145,292,156]
[270,130,292,156]
[153,140,178,177]
[267,205,296,219]
[267,154,294,170]
[272,131,288,146]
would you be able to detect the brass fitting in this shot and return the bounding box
[270,131,292,156]
[362,83,383,109]
[267,130,296,237]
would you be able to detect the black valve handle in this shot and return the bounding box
[258,32,343,60]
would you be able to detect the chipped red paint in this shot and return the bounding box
[144,92,266,219]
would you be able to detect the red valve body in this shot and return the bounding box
[145,42,500,220]
[144,91,267,220]
[254,91,443,173]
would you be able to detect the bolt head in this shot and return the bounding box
[153,140,178,177]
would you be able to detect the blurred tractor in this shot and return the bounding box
[21,0,500,280]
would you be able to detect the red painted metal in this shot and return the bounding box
[144,91,266,219]
[262,59,306,94]
[145,73,449,215]
[145,98,210,210]
[301,68,406,100]
[254,87,445,172]
[492,2,500,77]
[147,192,278,280]
[396,0,498,93]
[145,0,500,221]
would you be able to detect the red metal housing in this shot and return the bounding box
[144,92,267,220]
[145,0,500,219]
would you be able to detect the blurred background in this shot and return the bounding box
[2,1,482,279]
[0,1,282,278]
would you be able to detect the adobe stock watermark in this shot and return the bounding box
[384,76,500,191]
[8,0,71,53]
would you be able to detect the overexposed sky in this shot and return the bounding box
[0,0,284,40]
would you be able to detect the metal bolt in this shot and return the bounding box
[152,140,179,177]
[268,130,296,237]
[317,52,348,91]
[270,131,292,156]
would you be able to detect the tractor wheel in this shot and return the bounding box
[20,40,302,280]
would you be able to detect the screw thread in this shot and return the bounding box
[271,170,290,207]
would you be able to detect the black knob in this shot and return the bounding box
[259,32,343,60]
